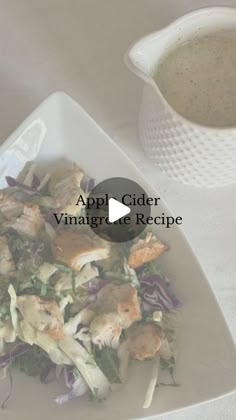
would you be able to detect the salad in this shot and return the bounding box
[0,162,181,409]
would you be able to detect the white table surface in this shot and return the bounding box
[0,1,235,419]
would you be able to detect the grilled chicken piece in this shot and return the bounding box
[49,163,85,216]
[95,283,141,329]
[9,204,44,239]
[88,284,141,349]
[0,236,15,274]
[16,295,65,339]
[0,193,24,220]
[125,323,163,361]
[128,232,168,269]
[52,231,109,272]
[89,313,122,349]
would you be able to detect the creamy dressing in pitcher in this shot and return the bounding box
[154,30,236,127]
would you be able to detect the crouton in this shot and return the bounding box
[0,236,15,274]
[0,193,24,220]
[96,283,142,329]
[10,203,44,239]
[16,295,65,339]
[52,231,109,272]
[126,323,163,361]
[128,232,168,269]
[89,312,122,349]
[49,163,85,216]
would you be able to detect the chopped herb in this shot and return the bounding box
[159,356,179,387]
[160,356,175,371]
[143,315,154,323]
[63,302,72,322]
[7,233,30,262]
[54,263,71,273]
[71,271,77,295]
[0,276,11,320]
[0,303,10,320]
[141,261,161,277]
[18,264,56,298]
[30,265,41,282]
[85,356,97,367]
[158,382,180,387]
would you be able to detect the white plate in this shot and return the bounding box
[0,92,235,420]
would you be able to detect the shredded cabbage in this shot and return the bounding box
[143,355,160,409]
[34,332,72,366]
[59,337,110,398]
[55,372,88,405]
[20,320,36,345]
[59,295,73,313]
[64,308,95,337]
[37,262,58,284]
[8,285,18,332]
[55,263,98,292]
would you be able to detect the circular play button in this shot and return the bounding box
[86,177,151,243]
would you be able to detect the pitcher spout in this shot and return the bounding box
[124,30,166,83]
[125,6,236,84]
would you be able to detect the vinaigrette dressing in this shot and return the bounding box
[154,30,236,127]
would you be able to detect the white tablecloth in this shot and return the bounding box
[0,1,235,418]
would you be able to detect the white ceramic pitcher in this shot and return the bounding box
[125,7,236,188]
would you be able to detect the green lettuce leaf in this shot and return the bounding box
[95,348,121,384]
[13,344,51,377]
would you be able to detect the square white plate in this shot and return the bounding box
[0,92,236,420]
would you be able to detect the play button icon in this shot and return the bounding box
[108,198,131,223]
[86,177,151,243]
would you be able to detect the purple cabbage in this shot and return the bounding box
[84,278,108,307]
[31,240,44,262]
[140,275,181,312]
[78,278,108,310]
[86,278,108,295]
[55,366,88,405]
[0,342,31,368]
[5,176,41,195]
[63,365,75,389]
